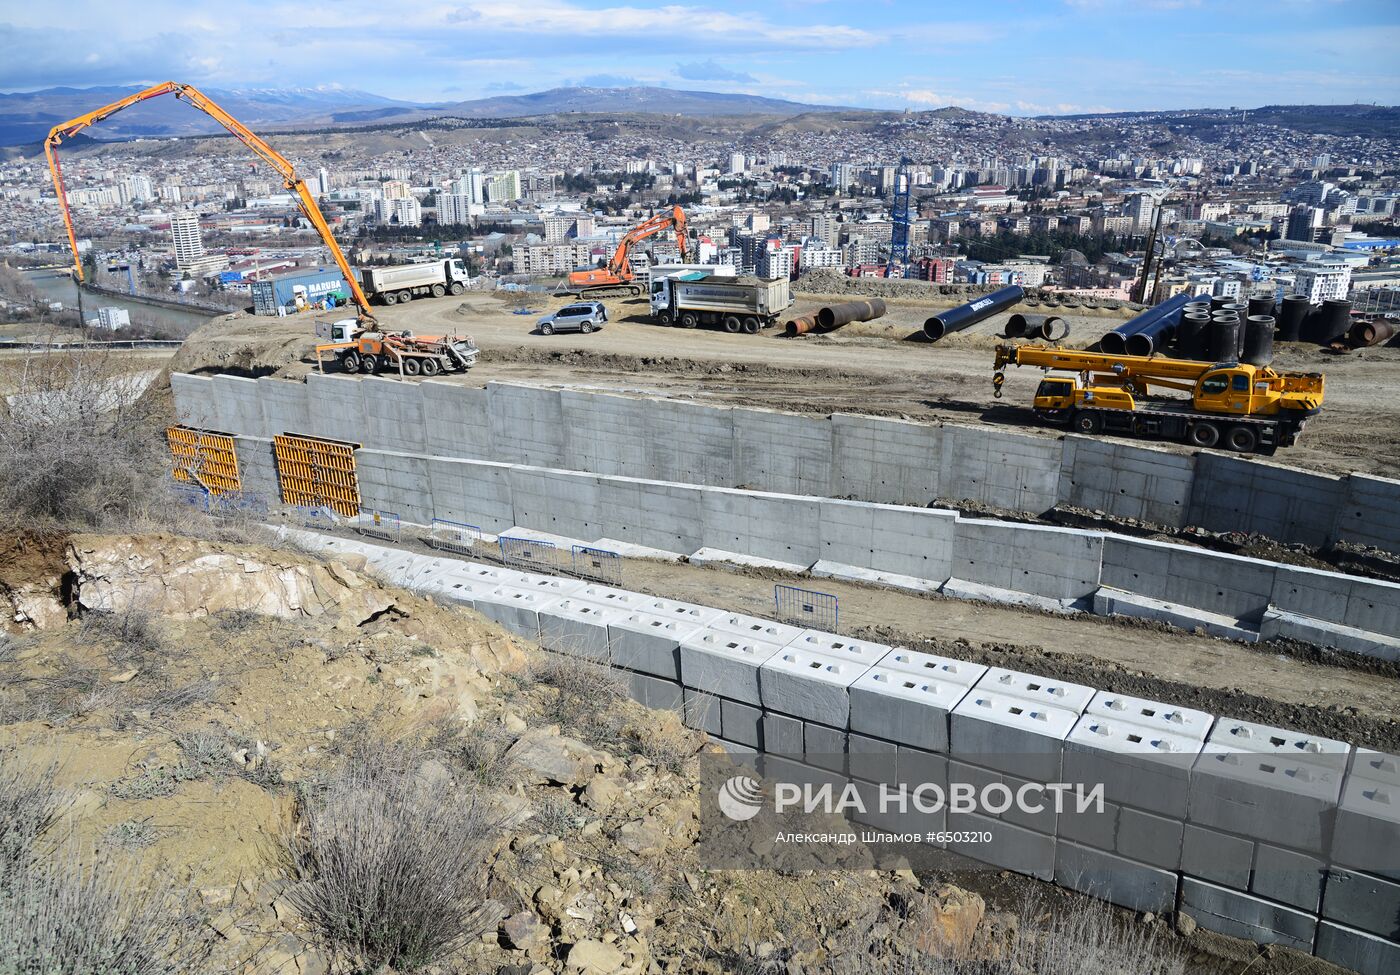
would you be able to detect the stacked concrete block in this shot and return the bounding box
[949,685,1082,784]
[1181,876,1318,950]
[1057,435,1193,529]
[626,671,683,711]
[1335,473,1400,555]
[212,375,269,439]
[730,407,833,496]
[758,638,880,728]
[256,377,311,437]
[829,413,942,505]
[303,374,368,446]
[1322,867,1400,948]
[472,586,557,640]
[416,566,506,609]
[1053,840,1180,914]
[949,519,1103,605]
[419,381,493,460]
[536,598,621,662]
[678,629,784,706]
[816,499,955,584]
[1333,750,1400,881]
[359,377,427,454]
[710,613,805,648]
[605,611,697,679]
[940,426,1061,514]
[486,383,566,469]
[1187,454,1345,549]
[1315,922,1400,975]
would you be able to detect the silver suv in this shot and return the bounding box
[537,301,607,335]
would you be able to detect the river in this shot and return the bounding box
[22,269,217,334]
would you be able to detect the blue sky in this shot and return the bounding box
[3,0,1398,113]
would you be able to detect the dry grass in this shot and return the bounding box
[280,750,502,972]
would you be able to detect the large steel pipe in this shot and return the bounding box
[784,315,819,336]
[923,285,1023,341]
[1276,295,1311,342]
[1101,293,1192,355]
[817,298,887,331]
[1348,319,1396,348]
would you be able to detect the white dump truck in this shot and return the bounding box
[359,258,471,305]
[649,274,792,334]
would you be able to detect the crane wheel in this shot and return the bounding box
[382,292,398,305]
[680,314,698,329]
[449,282,465,295]
[431,284,446,298]
[742,317,760,334]
[341,351,360,373]
[421,358,442,376]
[722,316,741,333]
[360,354,380,375]
[1226,425,1258,453]
[1189,422,1220,448]
[403,358,422,376]
[1072,411,1102,435]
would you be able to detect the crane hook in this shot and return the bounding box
[992,370,1005,399]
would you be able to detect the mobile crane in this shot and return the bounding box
[44,82,476,377]
[992,344,1324,455]
[558,205,689,298]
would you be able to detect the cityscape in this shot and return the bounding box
[2,3,1400,975]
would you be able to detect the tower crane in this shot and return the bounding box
[45,83,479,376]
[560,205,689,298]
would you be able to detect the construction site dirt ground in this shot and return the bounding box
[159,287,1400,478]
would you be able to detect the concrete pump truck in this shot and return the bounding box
[45,82,477,378]
[992,344,1325,455]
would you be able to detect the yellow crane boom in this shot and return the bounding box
[44,81,375,326]
[991,343,1323,455]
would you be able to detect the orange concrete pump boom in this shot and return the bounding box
[44,81,375,325]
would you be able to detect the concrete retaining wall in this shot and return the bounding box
[171,374,1400,560]
[298,529,1399,974]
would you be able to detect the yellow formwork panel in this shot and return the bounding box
[166,426,242,495]
[272,433,361,518]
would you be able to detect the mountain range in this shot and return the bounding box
[0,85,844,145]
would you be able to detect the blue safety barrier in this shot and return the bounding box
[571,545,623,585]
[774,584,838,631]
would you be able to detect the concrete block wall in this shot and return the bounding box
[171,375,1400,656]
[307,529,1398,973]
[173,374,1400,559]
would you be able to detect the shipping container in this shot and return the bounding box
[250,267,348,316]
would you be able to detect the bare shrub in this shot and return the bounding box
[81,606,166,662]
[0,847,215,974]
[0,346,177,532]
[282,752,501,971]
[530,652,626,732]
[176,726,283,790]
[0,751,62,870]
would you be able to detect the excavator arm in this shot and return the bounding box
[569,205,689,290]
[44,81,375,325]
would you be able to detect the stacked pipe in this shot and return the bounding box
[1248,295,1277,320]
[1208,312,1241,362]
[1005,312,1070,341]
[1100,293,1192,356]
[1276,295,1311,342]
[1178,307,1213,360]
[923,285,1024,341]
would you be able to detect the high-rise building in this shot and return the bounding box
[374,197,422,227]
[317,168,331,196]
[728,152,746,175]
[438,194,476,225]
[484,170,521,203]
[120,175,153,204]
[382,180,412,200]
[543,214,572,243]
[1294,262,1351,303]
[169,211,205,269]
[1285,206,1323,244]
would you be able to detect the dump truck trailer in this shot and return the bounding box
[359,259,470,305]
[650,274,792,333]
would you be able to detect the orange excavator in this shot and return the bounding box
[44,82,477,376]
[559,205,689,298]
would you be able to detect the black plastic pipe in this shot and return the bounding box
[923,285,1024,341]
[1248,295,1276,320]
[1243,315,1275,366]
[1102,293,1192,356]
[1307,298,1352,345]
[1208,317,1242,361]
[1177,313,1212,360]
[1276,295,1311,342]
